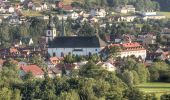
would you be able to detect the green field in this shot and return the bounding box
[22,10,43,17]
[158,12,170,18]
[136,82,170,99]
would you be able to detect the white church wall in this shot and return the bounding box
[48,47,103,57]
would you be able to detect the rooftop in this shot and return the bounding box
[49,36,107,48]
[21,65,44,76]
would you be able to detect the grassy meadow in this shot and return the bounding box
[136,82,170,99]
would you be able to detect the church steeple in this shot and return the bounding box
[61,17,65,37]
[45,14,57,43]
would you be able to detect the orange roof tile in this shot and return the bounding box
[122,42,141,48]
[21,65,44,76]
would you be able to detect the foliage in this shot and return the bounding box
[161,94,170,100]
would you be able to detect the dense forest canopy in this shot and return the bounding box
[156,0,170,11]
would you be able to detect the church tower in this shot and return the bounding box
[45,14,57,43]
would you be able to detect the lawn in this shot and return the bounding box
[136,82,170,99]
[22,10,43,17]
[158,12,170,18]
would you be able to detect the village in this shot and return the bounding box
[0,0,169,78]
[0,0,170,99]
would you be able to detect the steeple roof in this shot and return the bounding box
[47,14,55,29]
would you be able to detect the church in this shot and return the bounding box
[45,15,107,57]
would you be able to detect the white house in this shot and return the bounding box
[32,3,42,11]
[41,2,48,10]
[107,42,146,59]
[96,9,106,18]
[8,6,15,13]
[99,62,117,71]
[90,8,106,18]
[48,36,107,57]
[0,6,6,13]
[69,12,79,20]
[139,11,166,20]
[20,37,34,46]
[116,5,135,14]
[143,34,157,45]
[118,16,137,22]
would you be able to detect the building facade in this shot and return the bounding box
[45,15,57,43]
[48,36,107,57]
[109,42,147,59]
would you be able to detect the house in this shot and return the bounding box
[27,1,33,9]
[98,62,116,71]
[41,2,48,10]
[138,11,166,20]
[90,8,106,18]
[105,42,147,59]
[162,28,170,33]
[0,59,5,70]
[117,16,138,22]
[96,8,106,18]
[50,57,62,65]
[62,5,73,12]
[146,47,170,63]
[20,37,33,46]
[32,3,41,11]
[116,5,135,14]
[90,17,98,23]
[0,5,6,13]
[55,0,63,8]
[161,28,170,38]
[47,67,61,78]
[69,12,79,20]
[20,65,44,78]
[55,63,78,75]
[5,5,15,13]
[143,34,157,45]
[9,47,20,54]
[48,35,107,57]
[18,61,27,67]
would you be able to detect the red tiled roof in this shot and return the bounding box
[122,42,141,48]
[56,63,76,70]
[62,5,73,11]
[10,47,18,53]
[50,57,59,61]
[21,65,44,76]
[0,59,5,65]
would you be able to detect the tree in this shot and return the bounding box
[134,63,150,83]
[13,89,22,100]
[161,94,170,100]
[79,21,95,36]
[124,88,145,100]
[121,70,134,87]
[24,71,33,81]
[0,87,12,100]
[107,46,120,59]
[148,66,160,81]
[59,90,80,100]
[141,24,152,33]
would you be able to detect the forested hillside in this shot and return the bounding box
[156,0,170,11]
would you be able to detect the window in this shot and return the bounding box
[95,49,98,51]
[53,52,56,57]
[48,31,51,35]
[61,52,64,57]
[73,49,83,51]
